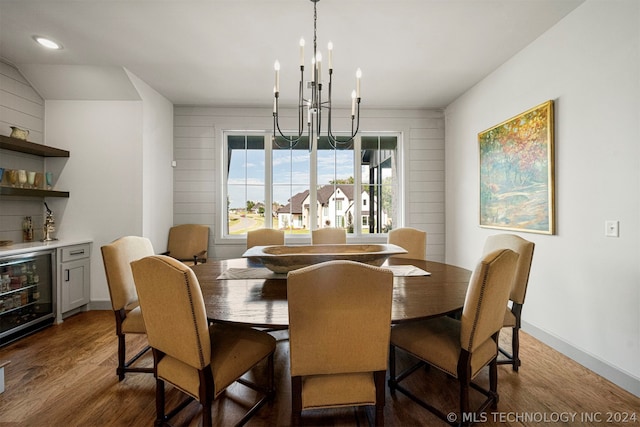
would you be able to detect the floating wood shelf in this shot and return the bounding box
[0,135,69,158]
[1,134,71,199]
[0,187,69,198]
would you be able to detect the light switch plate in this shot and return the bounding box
[605,220,619,237]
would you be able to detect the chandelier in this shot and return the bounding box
[272,0,362,150]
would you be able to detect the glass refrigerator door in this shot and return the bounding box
[0,250,55,344]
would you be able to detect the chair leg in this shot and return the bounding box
[497,324,522,371]
[114,310,152,380]
[117,333,126,381]
[267,352,275,399]
[511,303,523,371]
[388,344,396,392]
[232,353,276,425]
[201,398,212,427]
[512,326,520,372]
[489,358,499,409]
[374,370,386,427]
[155,378,165,427]
[457,351,472,427]
[291,376,302,426]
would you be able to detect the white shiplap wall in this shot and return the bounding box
[174,106,445,261]
[0,60,46,242]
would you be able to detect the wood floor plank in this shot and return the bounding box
[0,311,638,426]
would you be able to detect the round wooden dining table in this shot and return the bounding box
[191,257,471,328]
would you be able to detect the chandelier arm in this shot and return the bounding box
[325,69,334,146]
[298,66,305,138]
[326,109,359,148]
[273,112,303,149]
[272,71,308,149]
[316,83,323,142]
[272,0,362,152]
[326,99,360,149]
[324,68,358,149]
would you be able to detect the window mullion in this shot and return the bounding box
[310,137,318,232]
[353,135,362,236]
[264,133,273,228]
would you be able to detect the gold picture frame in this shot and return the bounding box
[478,100,555,234]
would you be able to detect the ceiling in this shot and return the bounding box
[0,0,584,109]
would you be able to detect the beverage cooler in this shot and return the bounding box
[0,250,55,346]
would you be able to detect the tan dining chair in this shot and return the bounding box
[387,227,427,260]
[130,255,276,427]
[483,234,535,371]
[164,224,210,265]
[287,260,393,426]
[389,248,519,426]
[246,228,285,249]
[311,227,346,244]
[100,236,155,381]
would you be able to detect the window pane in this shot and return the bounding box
[228,185,266,234]
[273,137,310,235]
[317,184,354,231]
[227,135,265,235]
[360,136,397,233]
[317,137,355,232]
[275,185,310,234]
[317,139,354,186]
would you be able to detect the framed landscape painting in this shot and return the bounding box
[478,100,555,234]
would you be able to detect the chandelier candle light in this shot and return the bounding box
[272,0,361,150]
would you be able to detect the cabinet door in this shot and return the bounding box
[60,259,90,312]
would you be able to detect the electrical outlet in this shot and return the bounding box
[605,220,619,237]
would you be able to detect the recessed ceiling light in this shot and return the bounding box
[33,36,62,50]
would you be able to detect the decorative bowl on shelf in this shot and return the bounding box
[9,126,29,140]
[242,243,408,273]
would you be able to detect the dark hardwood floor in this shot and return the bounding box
[0,311,638,426]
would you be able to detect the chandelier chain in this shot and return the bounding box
[313,1,317,56]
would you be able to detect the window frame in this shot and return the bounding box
[220,130,403,242]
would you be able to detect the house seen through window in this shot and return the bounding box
[224,132,399,238]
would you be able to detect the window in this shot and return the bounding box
[223,132,400,237]
[361,135,398,234]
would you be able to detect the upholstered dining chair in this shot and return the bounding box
[287,260,393,426]
[387,227,427,260]
[389,249,519,426]
[311,227,347,244]
[164,224,209,266]
[100,236,155,381]
[130,255,276,427]
[483,234,535,371]
[246,228,285,249]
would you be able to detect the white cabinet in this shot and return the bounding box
[57,243,91,321]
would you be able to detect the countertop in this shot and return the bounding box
[0,239,92,257]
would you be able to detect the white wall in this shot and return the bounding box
[45,101,144,303]
[174,106,446,260]
[126,70,174,252]
[445,0,639,395]
[1,61,174,310]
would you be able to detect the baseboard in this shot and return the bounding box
[522,320,640,397]
[88,300,112,311]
